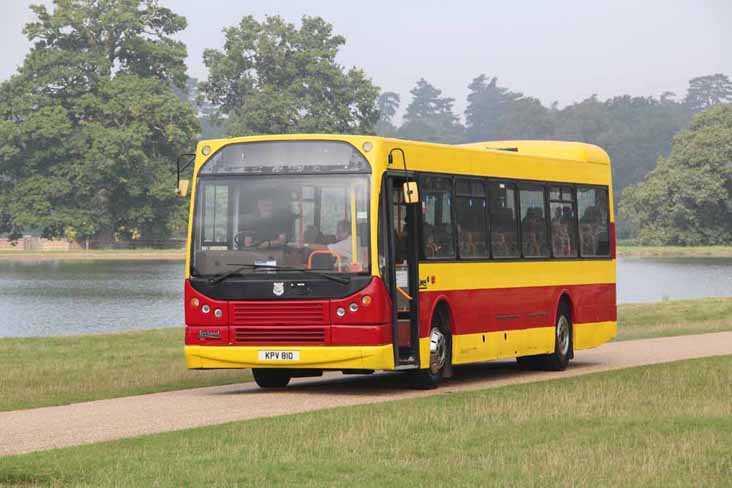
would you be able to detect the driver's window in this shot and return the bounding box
[202,184,229,245]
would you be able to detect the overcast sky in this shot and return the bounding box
[2,0,730,116]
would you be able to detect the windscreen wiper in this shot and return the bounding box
[208,263,351,285]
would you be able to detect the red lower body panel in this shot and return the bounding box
[418,283,616,338]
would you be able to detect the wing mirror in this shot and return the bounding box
[176,152,195,198]
[403,181,419,204]
[177,179,190,198]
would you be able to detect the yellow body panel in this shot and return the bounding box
[449,321,616,366]
[574,321,617,350]
[185,135,614,280]
[452,327,555,365]
[185,320,617,372]
[419,260,615,291]
[186,344,395,370]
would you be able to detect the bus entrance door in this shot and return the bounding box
[386,175,420,368]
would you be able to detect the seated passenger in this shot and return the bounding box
[327,220,353,264]
[303,225,325,245]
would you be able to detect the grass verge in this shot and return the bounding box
[617,245,732,257]
[0,328,248,412]
[617,296,732,341]
[1,355,730,486]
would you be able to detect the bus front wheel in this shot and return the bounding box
[412,312,451,389]
[253,368,292,388]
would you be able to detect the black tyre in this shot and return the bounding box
[412,312,450,389]
[252,368,292,388]
[542,302,573,371]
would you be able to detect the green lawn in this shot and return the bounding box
[617,297,732,341]
[0,328,248,412]
[1,355,730,487]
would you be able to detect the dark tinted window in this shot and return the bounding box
[487,182,519,257]
[455,179,488,258]
[202,184,229,243]
[578,187,610,256]
[549,186,578,258]
[519,186,550,257]
[200,141,369,175]
[422,176,455,258]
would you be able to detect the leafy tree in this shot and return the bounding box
[620,105,732,245]
[399,79,464,143]
[0,0,199,243]
[553,94,692,200]
[200,15,379,136]
[375,91,400,136]
[465,75,521,141]
[685,73,732,112]
[174,77,225,139]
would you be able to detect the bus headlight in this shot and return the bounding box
[336,307,346,317]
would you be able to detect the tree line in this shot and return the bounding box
[1,1,730,245]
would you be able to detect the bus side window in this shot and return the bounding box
[518,185,550,258]
[549,186,578,258]
[455,178,488,258]
[577,187,610,256]
[487,182,519,258]
[421,176,455,258]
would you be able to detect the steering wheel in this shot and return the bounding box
[306,249,343,271]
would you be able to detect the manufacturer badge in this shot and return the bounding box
[273,282,284,296]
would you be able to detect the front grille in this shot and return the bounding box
[232,326,327,344]
[230,301,328,326]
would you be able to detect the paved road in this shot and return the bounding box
[2,332,732,457]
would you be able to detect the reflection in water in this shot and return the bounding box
[0,260,182,337]
[1,257,731,337]
[617,257,732,303]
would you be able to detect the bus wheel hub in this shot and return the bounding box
[429,328,447,374]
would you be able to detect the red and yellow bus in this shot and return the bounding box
[180,135,616,388]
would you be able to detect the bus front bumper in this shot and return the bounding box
[185,344,395,370]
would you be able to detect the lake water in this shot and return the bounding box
[1,257,731,337]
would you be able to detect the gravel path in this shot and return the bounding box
[2,331,731,457]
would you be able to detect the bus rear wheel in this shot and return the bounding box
[252,368,291,388]
[412,312,450,389]
[517,302,572,371]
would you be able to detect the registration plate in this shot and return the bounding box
[258,350,300,361]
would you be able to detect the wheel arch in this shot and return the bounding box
[554,289,575,321]
[427,295,454,334]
